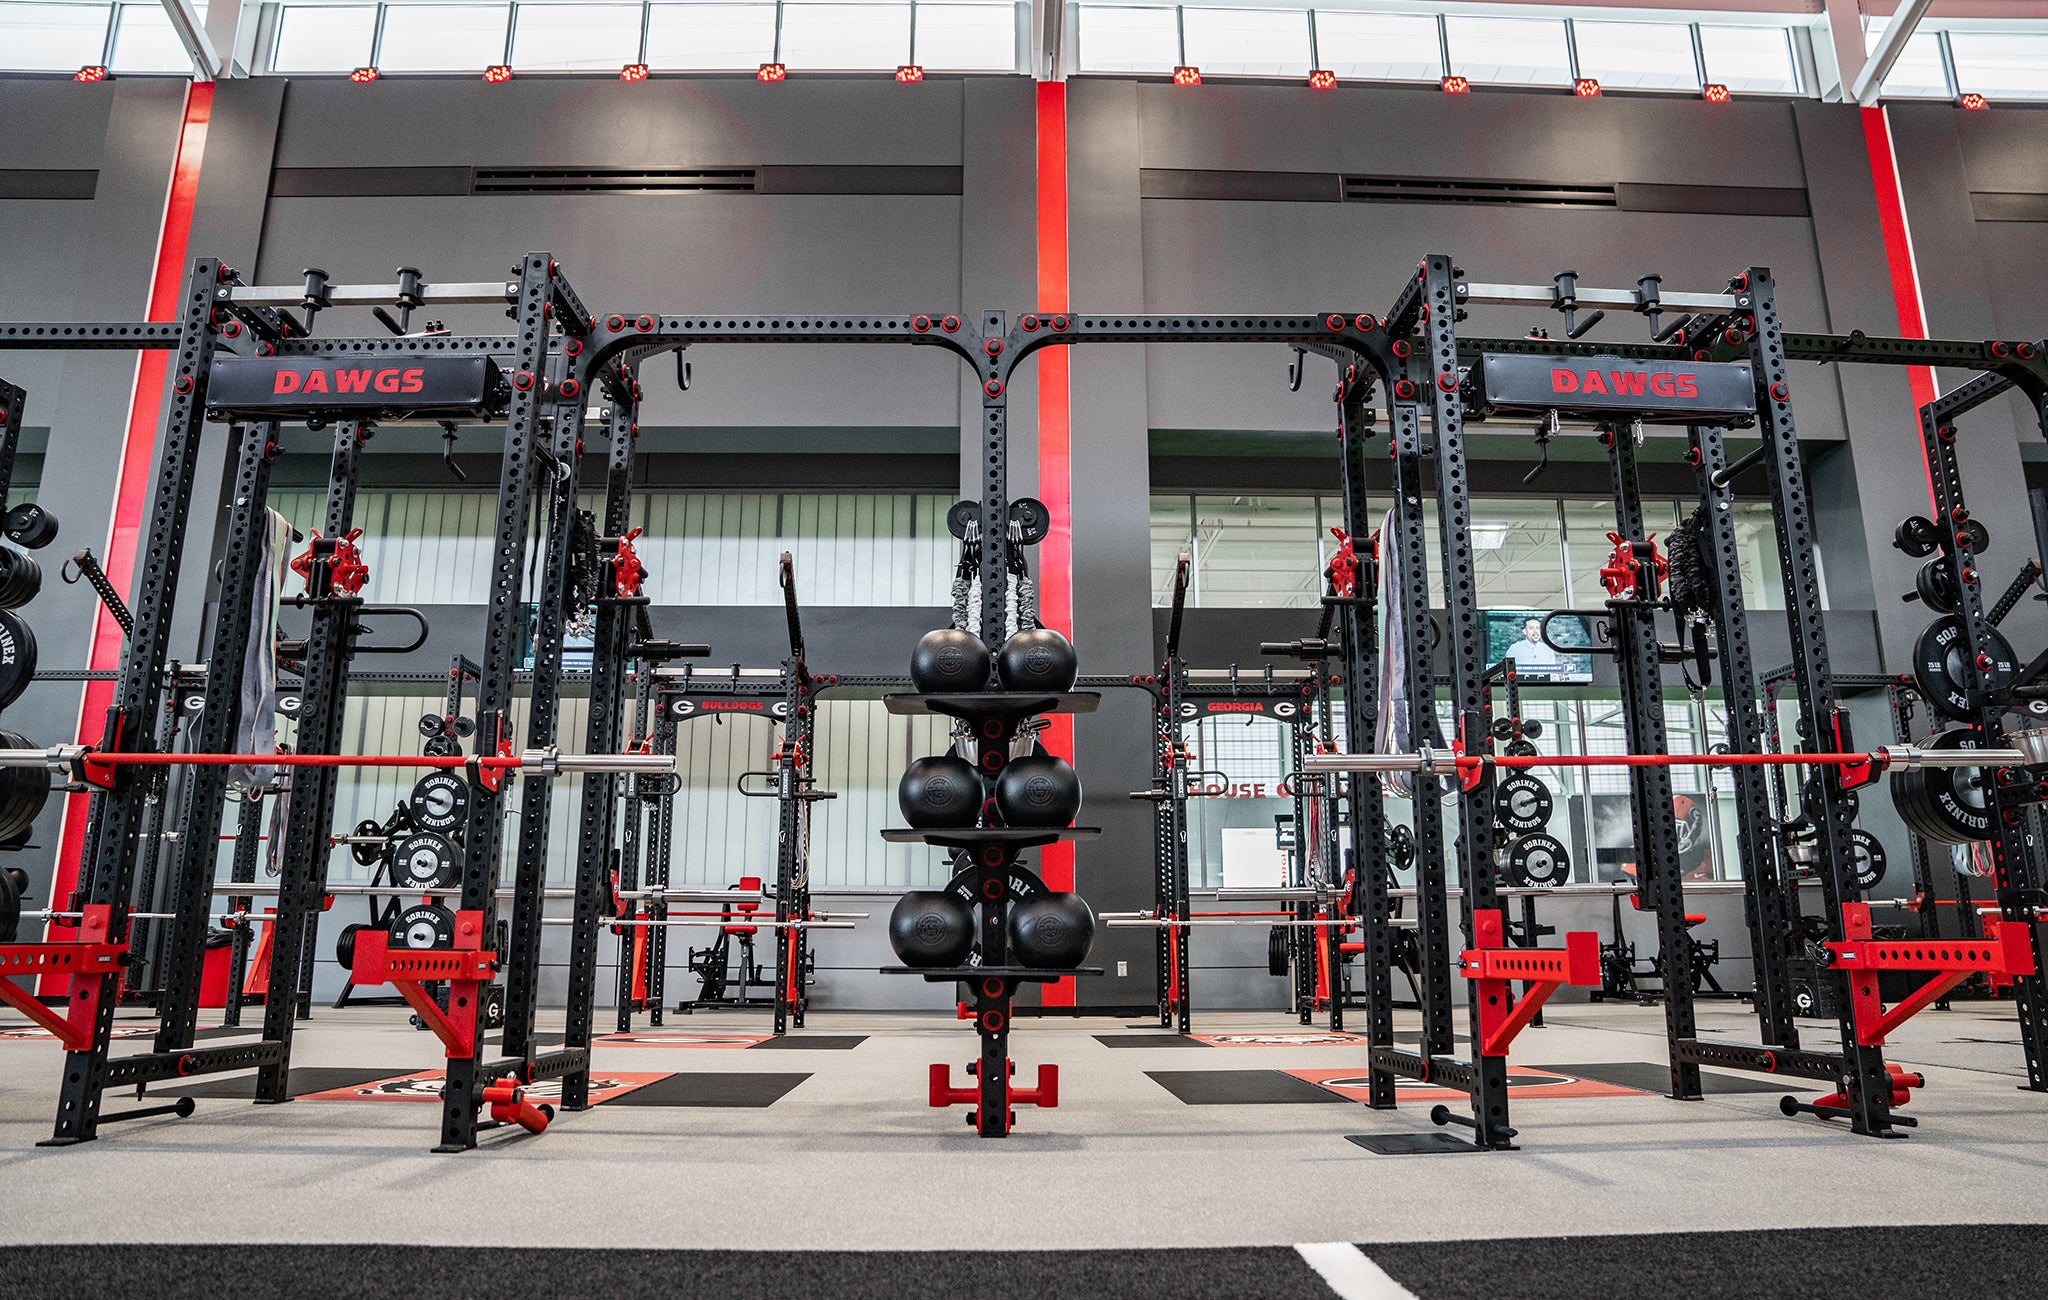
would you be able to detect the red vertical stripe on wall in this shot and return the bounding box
[1034,80,1076,1005]
[1858,104,1941,511]
[44,82,214,962]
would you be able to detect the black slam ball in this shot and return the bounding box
[1008,892,1097,969]
[994,753,1082,828]
[910,627,993,694]
[995,627,1078,694]
[897,754,982,828]
[889,891,976,967]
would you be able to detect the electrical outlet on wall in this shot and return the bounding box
[1117,960,1128,977]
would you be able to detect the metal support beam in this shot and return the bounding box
[158,0,223,81]
[1850,0,1934,106]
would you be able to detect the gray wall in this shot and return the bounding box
[5,72,2047,1017]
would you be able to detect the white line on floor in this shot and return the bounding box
[1294,1242,1420,1300]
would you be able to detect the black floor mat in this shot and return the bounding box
[1095,1034,1208,1048]
[0,1244,1334,1300]
[1145,1070,1349,1105]
[603,1072,811,1108]
[1533,1061,1818,1095]
[1346,1132,1479,1155]
[747,1035,867,1050]
[147,1066,403,1100]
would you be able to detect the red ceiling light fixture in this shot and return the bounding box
[620,63,649,81]
[757,61,786,81]
[1172,65,1201,86]
[1307,68,1336,90]
[1440,74,1470,94]
[896,64,923,83]
[350,66,379,83]
[74,65,108,83]
[1573,77,1601,97]
[1702,82,1730,103]
[483,64,512,84]
[1959,92,1989,110]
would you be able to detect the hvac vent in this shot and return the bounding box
[471,167,758,194]
[1341,176,1617,209]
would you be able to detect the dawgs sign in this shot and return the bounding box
[1472,354,1756,423]
[205,356,506,418]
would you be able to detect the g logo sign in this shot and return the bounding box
[1179,703,1198,720]
[1273,702,1297,719]
[672,698,696,717]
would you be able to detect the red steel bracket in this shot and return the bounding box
[483,1076,553,1134]
[928,1062,1059,1110]
[346,911,496,1058]
[1461,908,1600,1057]
[0,924,127,1051]
[1826,902,2035,1045]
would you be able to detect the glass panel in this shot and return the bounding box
[1445,15,1569,85]
[1571,20,1697,91]
[1727,499,1786,610]
[1179,7,1309,78]
[778,2,911,69]
[272,4,377,71]
[0,2,111,70]
[645,3,778,69]
[1470,500,1567,610]
[1873,26,1950,98]
[510,2,643,70]
[1697,25,1797,94]
[914,2,1014,71]
[1077,5,1178,74]
[1949,31,2048,100]
[377,5,508,72]
[1190,495,1322,608]
[110,2,193,72]
[1311,11,1440,81]
[1185,718,1295,890]
[1152,494,1194,606]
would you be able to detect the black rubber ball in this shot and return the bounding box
[888,890,976,967]
[1008,892,1096,969]
[994,753,1082,828]
[910,627,992,694]
[897,754,982,828]
[996,627,1078,693]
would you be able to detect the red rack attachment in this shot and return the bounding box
[1460,909,1600,1057]
[928,1061,1059,1110]
[347,910,496,1057]
[0,906,127,1050]
[483,1076,554,1134]
[1825,902,2035,1046]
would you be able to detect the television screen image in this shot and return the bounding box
[1485,609,1593,683]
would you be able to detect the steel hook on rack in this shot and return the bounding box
[1524,409,1559,485]
[1551,270,1605,340]
[1287,346,1307,393]
[1633,274,1689,344]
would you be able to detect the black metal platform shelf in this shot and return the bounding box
[882,691,1101,721]
[881,966,1107,983]
[880,827,1102,848]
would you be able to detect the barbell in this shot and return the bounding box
[0,744,677,779]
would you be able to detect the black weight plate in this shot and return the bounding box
[1386,823,1415,863]
[0,864,23,944]
[1894,515,1938,558]
[391,831,458,890]
[418,714,448,739]
[0,549,39,610]
[408,771,469,833]
[1914,615,2017,721]
[1507,832,1570,887]
[0,728,46,843]
[1009,497,1051,545]
[389,902,454,951]
[1490,717,1514,740]
[1915,557,1957,614]
[1494,774,1553,834]
[1267,926,1288,977]
[946,499,977,540]
[1963,518,1990,554]
[335,922,365,969]
[1893,727,1995,844]
[348,819,385,868]
[2,503,56,550]
[1521,719,1543,739]
[1846,829,1887,892]
[422,735,460,758]
[1504,738,1539,759]
[0,609,37,710]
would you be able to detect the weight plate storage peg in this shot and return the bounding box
[1505,833,1570,888]
[1913,615,2018,721]
[391,831,459,890]
[1494,774,1554,834]
[1846,829,1888,892]
[408,771,469,833]
[389,902,455,950]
